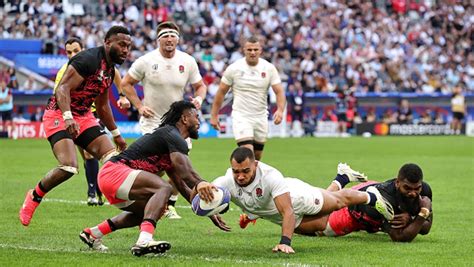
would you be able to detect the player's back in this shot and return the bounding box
[111,125,189,173]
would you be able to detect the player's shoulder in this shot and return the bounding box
[421,181,433,200]
[175,50,197,62]
[136,49,160,62]
[75,46,102,61]
[228,58,246,68]
[258,58,276,68]
[257,161,284,180]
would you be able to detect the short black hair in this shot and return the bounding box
[65,37,83,49]
[230,147,255,163]
[160,100,196,127]
[157,21,180,35]
[105,26,130,40]
[398,163,423,183]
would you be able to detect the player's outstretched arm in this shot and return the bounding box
[168,152,215,202]
[272,193,296,254]
[210,82,231,130]
[95,89,126,151]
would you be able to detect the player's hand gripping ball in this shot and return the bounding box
[192,186,231,216]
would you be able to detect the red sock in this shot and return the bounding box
[140,221,155,235]
[34,184,46,198]
[97,220,113,236]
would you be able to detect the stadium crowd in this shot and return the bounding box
[0,0,471,127]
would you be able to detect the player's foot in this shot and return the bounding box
[164,205,181,219]
[337,163,368,182]
[239,214,257,229]
[367,186,394,221]
[131,240,171,257]
[79,230,108,252]
[97,195,104,206]
[19,189,40,226]
[87,197,98,206]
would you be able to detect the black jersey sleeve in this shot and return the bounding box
[421,182,432,201]
[69,48,100,78]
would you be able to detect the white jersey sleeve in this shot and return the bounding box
[188,57,202,85]
[128,55,146,81]
[212,172,233,189]
[221,64,235,86]
[267,168,289,199]
[269,63,281,86]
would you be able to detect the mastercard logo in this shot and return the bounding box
[374,123,389,135]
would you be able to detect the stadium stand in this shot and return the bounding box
[0,0,472,130]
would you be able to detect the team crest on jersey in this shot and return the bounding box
[152,64,159,71]
[255,188,263,198]
[179,65,184,73]
[54,118,59,127]
[238,188,243,196]
[314,198,320,205]
[261,72,266,78]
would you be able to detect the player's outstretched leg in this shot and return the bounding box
[367,186,394,220]
[20,139,79,226]
[337,163,368,182]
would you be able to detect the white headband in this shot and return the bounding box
[157,29,180,40]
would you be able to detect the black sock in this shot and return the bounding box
[32,182,48,203]
[334,174,350,189]
[167,199,176,207]
[32,190,43,203]
[367,192,377,206]
[107,219,117,231]
[84,159,99,197]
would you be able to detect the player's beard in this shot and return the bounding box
[110,46,125,65]
[189,126,199,140]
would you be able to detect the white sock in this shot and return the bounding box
[365,192,371,204]
[169,194,178,201]
[90,226,104,238]
[137,231,153,244]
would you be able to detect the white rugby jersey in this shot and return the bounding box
[128,49,202,129]
[221,58,281,116]
[213,162,323,226]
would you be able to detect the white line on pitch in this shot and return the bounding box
[0,244,303,266]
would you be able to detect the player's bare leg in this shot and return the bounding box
[164,178,181,219]
[20,139,78,226]
[83,135,117,162]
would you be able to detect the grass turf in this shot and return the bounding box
[0,136,473,266]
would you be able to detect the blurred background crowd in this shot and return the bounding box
[0,0,472,134]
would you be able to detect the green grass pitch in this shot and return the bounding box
[0,136,473,266]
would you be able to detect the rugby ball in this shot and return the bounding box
[192,186,231,216]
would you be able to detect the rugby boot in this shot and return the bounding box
[367,186,394,221]
[79,229,108,252]
[337,163,368,182]
[131,240,171,257]
[19,189,40,226]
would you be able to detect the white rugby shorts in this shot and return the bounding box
[232,111,268,143]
